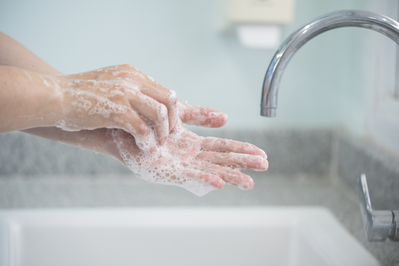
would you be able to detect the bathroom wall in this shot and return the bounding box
[0,0,373,134]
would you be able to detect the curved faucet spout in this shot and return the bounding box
[261,10,399,117]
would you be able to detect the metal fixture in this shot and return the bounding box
[260,10,399,242]
[357,174,399,241]
[260,10,399,117]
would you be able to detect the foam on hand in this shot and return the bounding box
[47,65,267,195]
[110,126,219,197]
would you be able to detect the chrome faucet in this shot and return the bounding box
[260,10,399,117]
[260,10,399,242]
[358,174,399,241]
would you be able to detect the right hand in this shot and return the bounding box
[107,103,267,196]
[110,125,267,196]
[51,64,178,152]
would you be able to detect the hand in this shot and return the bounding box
[25,103,268,196]
[110,107,268,196]
[0,32,268,194]
[52,64,178,152]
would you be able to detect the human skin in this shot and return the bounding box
[0,32,268,192]
[111,122,267,196]
[0,63,178,152]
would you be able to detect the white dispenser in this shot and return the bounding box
[219,0,296,49]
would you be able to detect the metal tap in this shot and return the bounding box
[260,10,399,242]
[358,174,399,241]
[260,10,399,117]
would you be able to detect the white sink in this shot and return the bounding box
[0,207,379,266]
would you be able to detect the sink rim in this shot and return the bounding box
[0,207,380,266]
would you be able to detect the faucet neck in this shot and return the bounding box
[261,10,399,117]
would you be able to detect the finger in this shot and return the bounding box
[139,82,179,132]
[191,160,254,190]
[196,151,268,171]
[178,102,228,128]
[113,110,157,154]
[112,65,178,132]
[183,168,225,189]
[201,137,267,159]
[126,91,169,145]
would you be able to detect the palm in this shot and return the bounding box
[111,119,268,196]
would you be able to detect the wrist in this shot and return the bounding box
[0,67,65,132]
[31,73,65,128]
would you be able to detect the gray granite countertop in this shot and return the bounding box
[0,129,398,265]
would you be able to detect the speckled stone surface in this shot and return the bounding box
[0,132,129,176]
[336,133,399,211]
[0,129,333,177]
[0,129,398,265]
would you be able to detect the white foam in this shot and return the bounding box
[64,88,128,118]
[111,128,220,196]
[89,99,127,118]
[72,97,92,111]
[24,70,33,81]
[156,104,167,121]
[41,76,53,88]
[51,67,259,195]
[54,120,66,128]
[167,90,177,104]
[54,119,80,131]
[109,89,125,96]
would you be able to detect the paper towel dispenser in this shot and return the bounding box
[219,0,296,49]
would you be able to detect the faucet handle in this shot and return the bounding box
[357,174,398,241]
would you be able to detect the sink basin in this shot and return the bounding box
[0,207,379,266]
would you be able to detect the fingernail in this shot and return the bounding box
[211,176,225,189]
[260,149,267,159]
[238,178,254,190]
[260,159,269,171]
[217,179,225,189]
[223,113,228,121]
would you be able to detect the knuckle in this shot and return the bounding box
[121,64,134,70]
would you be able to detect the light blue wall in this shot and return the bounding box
[0,0,373,133]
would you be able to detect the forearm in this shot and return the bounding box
[1,32,183,154]
[0,32,114,156]
[0,32,60,75]
[0,31,65,135]
[0,32,227,159]
[0,66,63,132]
[26,127,121,159]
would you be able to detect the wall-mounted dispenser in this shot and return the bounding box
[219,0,296,49]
